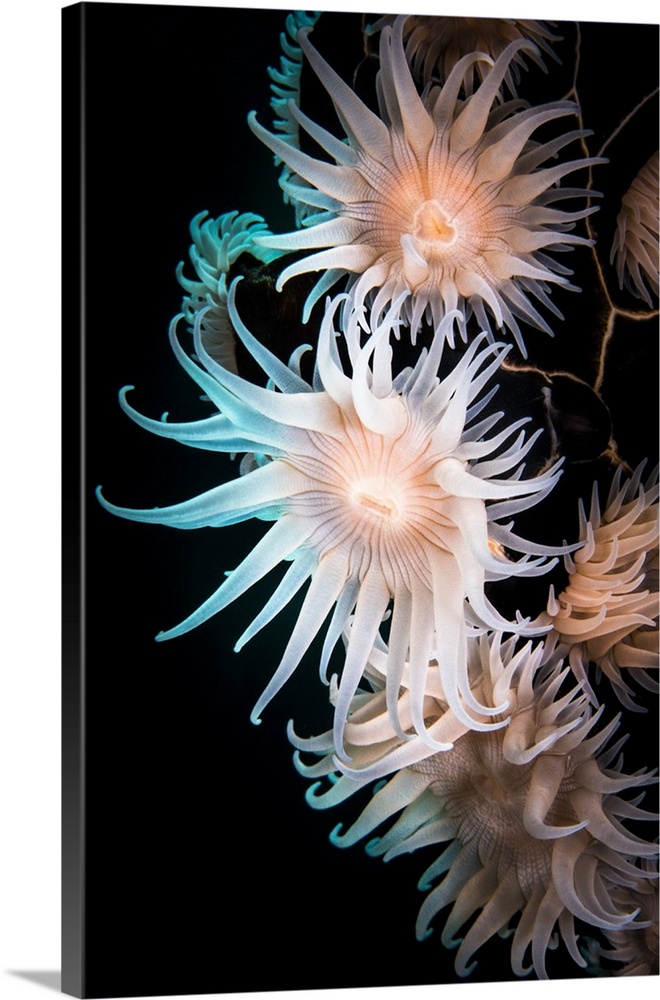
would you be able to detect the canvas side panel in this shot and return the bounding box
[62,3,86,997]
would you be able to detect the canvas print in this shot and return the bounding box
[64,2,659,996]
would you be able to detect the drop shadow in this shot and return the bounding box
[9,971,62,993]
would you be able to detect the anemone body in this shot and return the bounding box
[177,210,281,373]
[610,151,659,307]
[368,14,560,94]
[545,464,659,709]
[291,633,658,979]
[249,16,600,354]
[98,283,568,756]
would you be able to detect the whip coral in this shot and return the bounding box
[610,151,659,308]
[248,16,601,354]
[97,284,568,756]
[367,15,560,94]
[291,633,658,979]
[545,464,659,709]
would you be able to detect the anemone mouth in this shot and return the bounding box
[316,420,451,564]
[413,200,458,248]
[352,486,401,522]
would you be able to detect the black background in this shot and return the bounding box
[63,4,658,996]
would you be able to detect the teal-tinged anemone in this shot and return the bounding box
[177,209,281,374]
[98,279,569,757]
[248,16,603,354]
[290,633,659,980]
[268,9,322,226]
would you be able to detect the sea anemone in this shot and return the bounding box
[248,16,601,354]
[595,859,659,976]
[177,210,281,373]
[610,150,659,308]
[545,463,659,710]
[267,10,323,225]
[367,14,560,94]
[97,282,568,756]
[292,633,658,979]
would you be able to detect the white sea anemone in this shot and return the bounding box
[177,210,281,373]
[292,633,658,979]
[367,14,560,94]
[248,16,601,354]
[610,151,659,308]
[545,463,659,710]
[98,282,567,756]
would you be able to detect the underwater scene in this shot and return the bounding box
[85,3,658,995]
